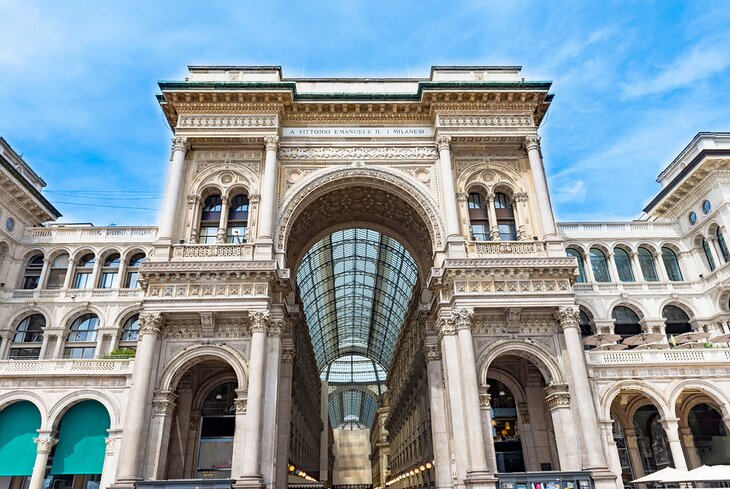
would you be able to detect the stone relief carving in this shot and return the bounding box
[278,146,438,161]
[177,114,277,129]
[437,114,534,128]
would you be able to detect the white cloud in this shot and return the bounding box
[552,180,587,204]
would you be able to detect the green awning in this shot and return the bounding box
[51,401,110,475]
[0,401,41,476]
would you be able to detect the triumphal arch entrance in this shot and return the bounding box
[109,65,617,489]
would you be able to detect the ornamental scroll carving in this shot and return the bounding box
[249,310,271,334]
[277,146,438,161]
[554,305,580,331]
[545,391,571,411]
[177,114,277,129]
[139,313,165,337]
[171,136,189,153]
[34,437,57,454]
[438,114,533,128]
[450,308,474,331]
[425,344,441,362]
[524,135,541,151]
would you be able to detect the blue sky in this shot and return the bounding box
[2,0,730,225]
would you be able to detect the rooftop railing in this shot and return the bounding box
[0,358,133,375]
[24,226,157,243]
[587,348,730,365]
[558,221,681,235]
[7,288,144,300]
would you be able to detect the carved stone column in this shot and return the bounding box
[275,342,295,489]
[555,305,609,470]
[238,310,270,485]
[62,258,76,289]
[101,429,123,489]
[217,195,230,243]
[630,251,644,282]
[257,136,280,242]
[607,252,620,283]
[660,417,688,470]
[436,135,461,239]
[599,418,623,482]
[544,385,580,470]
[425,337,452,489]
[158,136,189,242]
[679,426,701,469]
[512,193,529,240]
[29,434,57,489]
[486,194,500,241]
[37,258,51,289]
[453,308,493,482]
[187,195,201,243]
[230,388,249,481]
[115,312,164,484]
[148,391,178,479]
[524,135,557,238]
[653,251,669,282]
[260,319,284,485]
[479,386,497,473]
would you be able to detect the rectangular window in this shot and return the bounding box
[47,269,67,289]
[63,347,96,359]
[498,223,517,241]
[22,276,40,290]
[8,347,41,359]
[73,272,91,289]
[126,271,139,288]
[98,272,119,289]
[471,224,489,241]
[199,226,218,244]
[226,226,248,244]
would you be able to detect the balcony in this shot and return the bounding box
[5,288,144,301]
[173,243,256,259]
[558,221,681,238]
[466,240,547,257]
[24,226,157,244]
[0,358,134,376]
[572,282,699,293]
[587,348,730,366]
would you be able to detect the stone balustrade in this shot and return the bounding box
[6,288,144,301]
[0,358,134,376]
[587,348,730,365]
[174,243,256,259]
[25,226,157,243]
[467,240,547,257]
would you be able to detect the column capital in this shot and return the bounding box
[152,391,178,417]
[138,312,165,337]
[248,193,261,204]
[554,305,581,331]
[524,135,541,151]
[187,194,199,205]
[171,136,189,153]
[267,318,284,337]
[436,135,452,151]
[234,397,248,414]
[513,192,529,203]
[451,307,474,331]
[425,343,442,361]
[264,135,280,151]
[456,192,469,202]
[249,310,271,334]
[544,389,571,411]
[34,436,58,454]
[281,346,296,363]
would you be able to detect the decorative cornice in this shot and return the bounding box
[138,312,165,337]
[249,310,271,334]
[277,146,438,160]
[554,305,580,331]
[437,114,533,128]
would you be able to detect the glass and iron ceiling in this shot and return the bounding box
[296,228,418,429]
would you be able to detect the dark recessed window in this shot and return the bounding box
[689,211,697,225]
[702,200,711,215]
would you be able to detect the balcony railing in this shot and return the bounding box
[0,358,133,376]
[173,243,256,259]
[7,288,144,300]
[558,221,681,236]
[24,226,157,243]
[587,348,730,365]
[573,282,699,293]
[467,240,547,257]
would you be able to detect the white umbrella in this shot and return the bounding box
[595,343,628,351]
[634,342,670,350]
[631,466,686,483]
[709,333,730,344]
[674,331,710,344]
[583,333,621,346]
[622,332,664,346]
[676,341,706,349]
[661,464,730,482]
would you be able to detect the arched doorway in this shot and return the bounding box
[47,400,111,489]
[633,405,672,473]
[0,400,42,488]
[487,380,525,473]
[164,360,242,480]
[687,403,730,465]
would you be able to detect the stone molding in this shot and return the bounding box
[278,146,438,161]
[34,436,58,454]
[524,135,541,151]
[171,136,189,153]
[437,114,534,128]
[249,310,271,334]
[139,312,165,337]
[264,135,280,151]
[177,114,278,129]
[451,307,474,331]
[147,282,269,300]
[554,305,581,331]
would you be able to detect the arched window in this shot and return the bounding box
[98,253,120,289]
[226,194,249,243]
[120,314,139,346]
[21,254,44,289]
[590,248,611,282]
[662,305,691,337]
[718,228,730,263]
[73,253,95,289]
[9,314,45,359]
[199,382,236,478]
[612,306,641,339]
[199,194,222,244]
[613,248,635,282]
[566,248,587,283]
[468,191,489,241]
[124,253,145,288]
[661,247,683,281]
[638,247,658,282]
[702,238,716,271]
[46,253,69,289]
[494,192,516,241]
[65,313,99,359]
[687,404,730,466]
[579,309,594,349]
